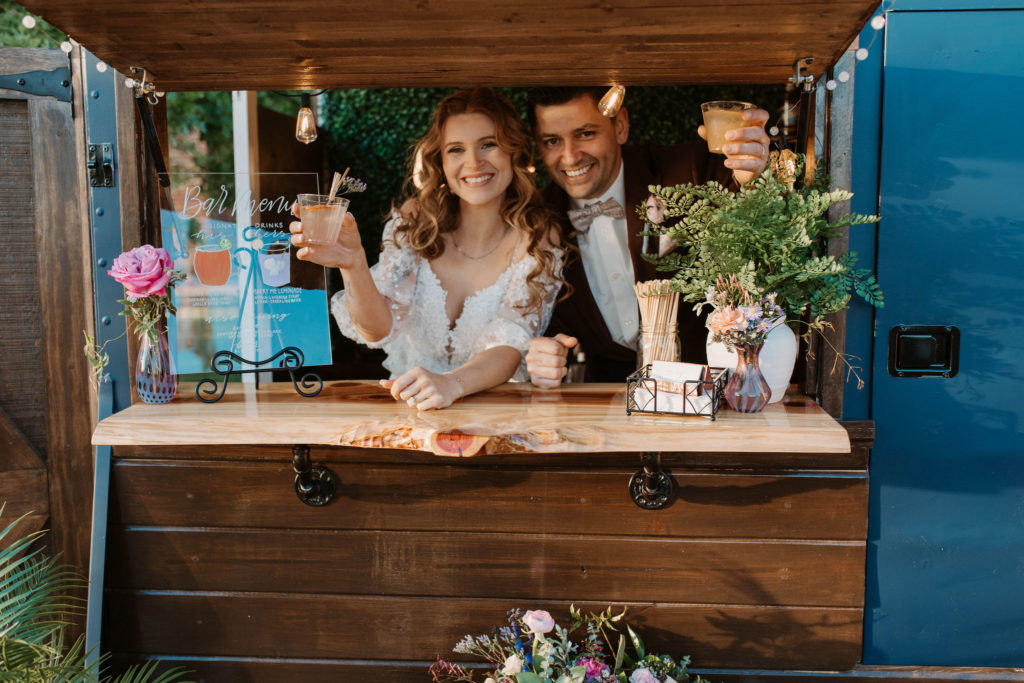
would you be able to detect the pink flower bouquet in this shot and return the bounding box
[429,606,711,683]
[84,244,185,384]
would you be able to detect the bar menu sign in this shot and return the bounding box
[160,173,333,374]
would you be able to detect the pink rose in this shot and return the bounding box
[522,609,555,634]
[630,669,660,683]
[501,654,523,675]
[708,306,747,335]
[108,245,173,300]
[645,195,667,224]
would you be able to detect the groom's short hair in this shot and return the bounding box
[526,87,607,131]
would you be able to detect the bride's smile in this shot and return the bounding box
[442,112,513,207]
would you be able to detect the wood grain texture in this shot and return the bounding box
[17,1,878,90]
[0,469,49,518]
[103,592,863,670]
[0,98,48,457]
[107,527,864,607]
[108,658,441,683]
[0,406,44,471]
[109,460,868,539]
[706,666,1024,683]
[106,660,1024,683]
[93,382,852,454]
[32,80,95,581]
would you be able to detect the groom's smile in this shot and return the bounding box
[534,94,629,201]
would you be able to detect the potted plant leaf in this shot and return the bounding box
[0,509,194,682]
[639,151,883,400]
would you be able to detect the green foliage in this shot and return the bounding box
[165,91,234,198]
[0,1,66,47]
[644,155,883,331]
[0,511,194,682]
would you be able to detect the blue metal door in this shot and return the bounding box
[867,7,1024,665]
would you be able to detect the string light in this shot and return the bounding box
[295,93,318,144]
[770,4,893,144]
[598,84,626,117]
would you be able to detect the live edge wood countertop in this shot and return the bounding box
[92,381,850,456]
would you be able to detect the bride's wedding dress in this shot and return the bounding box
[332,218,563,381]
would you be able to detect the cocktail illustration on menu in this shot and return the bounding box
[193,238,233,287]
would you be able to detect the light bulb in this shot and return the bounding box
[769,126,780,136]
[22,15,36,28]
[598,84,626,117]
[856,48,869,61]
[826,79,837,91]
[96,61,108,73]
[295,93,317,144]
[838,71,850,83]
[870,15,886,30]
[60,41,73,53]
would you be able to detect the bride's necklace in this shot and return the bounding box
[451,224,511,260]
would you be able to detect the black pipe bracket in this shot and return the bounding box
[628,452,673,510]
[292,444,336,507]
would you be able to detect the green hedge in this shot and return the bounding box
[320,84,783,254]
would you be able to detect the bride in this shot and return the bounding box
[290,88,566,410]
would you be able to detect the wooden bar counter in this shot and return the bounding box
[92,381,869,682]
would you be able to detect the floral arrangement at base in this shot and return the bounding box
[429,607,713,683]
[705,274,785,350]
[83,244,185,385]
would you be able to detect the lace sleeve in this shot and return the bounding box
[470,247,565,380]
[331,215,419,348]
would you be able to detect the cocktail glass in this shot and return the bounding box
[297,193,350,246]
[701,101,756,154]
[193,244,232,286]
[258,242,291,288]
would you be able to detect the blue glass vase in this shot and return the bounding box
[136,326,177,404]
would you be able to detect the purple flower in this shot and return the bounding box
[577,657,610,681]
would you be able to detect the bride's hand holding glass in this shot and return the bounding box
[289,201,367,272]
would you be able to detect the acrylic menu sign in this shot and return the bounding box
[160,173,333,374]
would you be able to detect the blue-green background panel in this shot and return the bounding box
[864,7,1024,665]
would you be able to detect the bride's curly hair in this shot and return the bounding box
[392,87,566,314]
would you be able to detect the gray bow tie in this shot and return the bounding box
[567,197,626,232]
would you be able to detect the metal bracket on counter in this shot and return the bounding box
[628,452,673,510]
[292,444,336,507]
[195,347,322,403]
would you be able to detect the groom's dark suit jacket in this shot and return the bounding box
[543,142,736,382]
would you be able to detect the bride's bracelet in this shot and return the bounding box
[447,371,465,398]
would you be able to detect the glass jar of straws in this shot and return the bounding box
[635,279,681,366]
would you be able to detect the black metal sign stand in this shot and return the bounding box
[195,346,323,403]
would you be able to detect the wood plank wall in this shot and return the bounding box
[103,424,871,682]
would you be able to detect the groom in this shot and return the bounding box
[525,87,771,386]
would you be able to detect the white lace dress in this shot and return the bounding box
[331,218,564,381]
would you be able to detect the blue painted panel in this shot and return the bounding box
[866,9,1024,665]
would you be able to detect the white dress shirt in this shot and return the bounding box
[570,163,639,349]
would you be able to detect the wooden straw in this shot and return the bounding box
[635,280,680,362]
[327,166,349,203]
